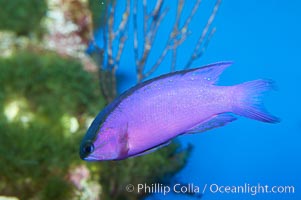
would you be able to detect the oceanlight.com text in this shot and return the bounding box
[207,183,295,196]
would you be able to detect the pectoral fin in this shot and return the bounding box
[131,141,172,158]
[116,124,130,159]
[186,114,237,134]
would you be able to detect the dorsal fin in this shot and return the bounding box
[183,61,233,84]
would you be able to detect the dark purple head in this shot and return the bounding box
[79,108,129,161]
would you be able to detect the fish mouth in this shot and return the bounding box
[83,155,100,162]
[83,152,118,161]
[83,153,109,161]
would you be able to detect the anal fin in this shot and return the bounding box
[186,113,237,134]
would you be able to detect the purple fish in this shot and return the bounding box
[79,62,279,161]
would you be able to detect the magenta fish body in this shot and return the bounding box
[79,62,280,161]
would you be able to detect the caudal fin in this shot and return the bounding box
[232,79,280,123]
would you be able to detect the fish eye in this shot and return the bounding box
[83,142,94,154]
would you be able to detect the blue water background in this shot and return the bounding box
[92,1,301,199]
